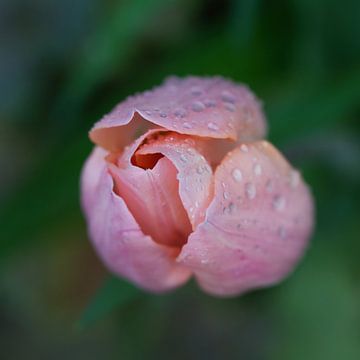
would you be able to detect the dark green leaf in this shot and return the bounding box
[77,276,142,329]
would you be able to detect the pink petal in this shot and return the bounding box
[110,156,192,248]
[81,146,191,292]
[134,132,214,228]
[177,141,314,297]
[89,76,266,151]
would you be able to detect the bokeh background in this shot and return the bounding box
[1,0,360,359]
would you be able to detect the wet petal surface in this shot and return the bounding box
[90,76,266,151]
[177,141,314,296]
[134,132,214,228]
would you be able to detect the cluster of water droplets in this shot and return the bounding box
[133,77,258,134]
[216,145,305,244]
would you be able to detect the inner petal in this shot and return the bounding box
[110,155,192,249]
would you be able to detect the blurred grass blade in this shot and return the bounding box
[228,0,260,47]
[267,67,360,144]
[77,276,142,329]
[52,0,181,131]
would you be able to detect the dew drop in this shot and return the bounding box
[174,108,187,118]
[180,154,187,162]
[240,144,248,153]
[190,86,202,96]
[204,99,216,107]
[223,191,230,200]
[186,148,195,156]
[224,103,236,112]
[221,90,236,103]
[184,138,195,146]
[196,166,204,174]
[273,195,286,211]
[289,170,300,188]
[266,179,273,193]
[182,122,192,129]
[232,168,243,182]
[191,101,205,112]
[160,111,167,118]
[145,110,152,116]
[223,202,235,215]
[245,182,256,199]
[253,163,262,176]
[207,122,219,131]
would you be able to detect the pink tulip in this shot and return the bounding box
[81,76,314,296]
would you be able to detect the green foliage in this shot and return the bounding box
[77,276,142,329]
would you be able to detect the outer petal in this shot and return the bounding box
[177,141,314,296]
[81,147,191,292]
[89,76,266,151]
[134,132,214,228]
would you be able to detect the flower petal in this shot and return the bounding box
[81,147,191,292]
[134,132,214,228]
[90,76,266,151]
[110,156,192,248]
[177,141,314,296]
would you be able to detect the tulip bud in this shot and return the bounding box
[81,76,314,296]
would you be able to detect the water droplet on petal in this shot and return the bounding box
[145,110,152,115]
[232,168,243,182]
[180,154,187,162]
[204,99,216,107]
[174,108,187,118]
[184,138,195,146]
[190,86,202,96]
[240,144,248,153]
[207,122,219,131]
[245,182,256,199]
[221,90,236,103]
[191,101,205,112]
[224,103,236,112]
[253,163,262,176]
[160,111,167,118]
[289,170,300,188]
[266,179,273,193]
[182,122,192,129]
[223,202,235,215]
[223,191,230,200]
[273,195,286,211]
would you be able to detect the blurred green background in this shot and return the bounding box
[1,0,359,359]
